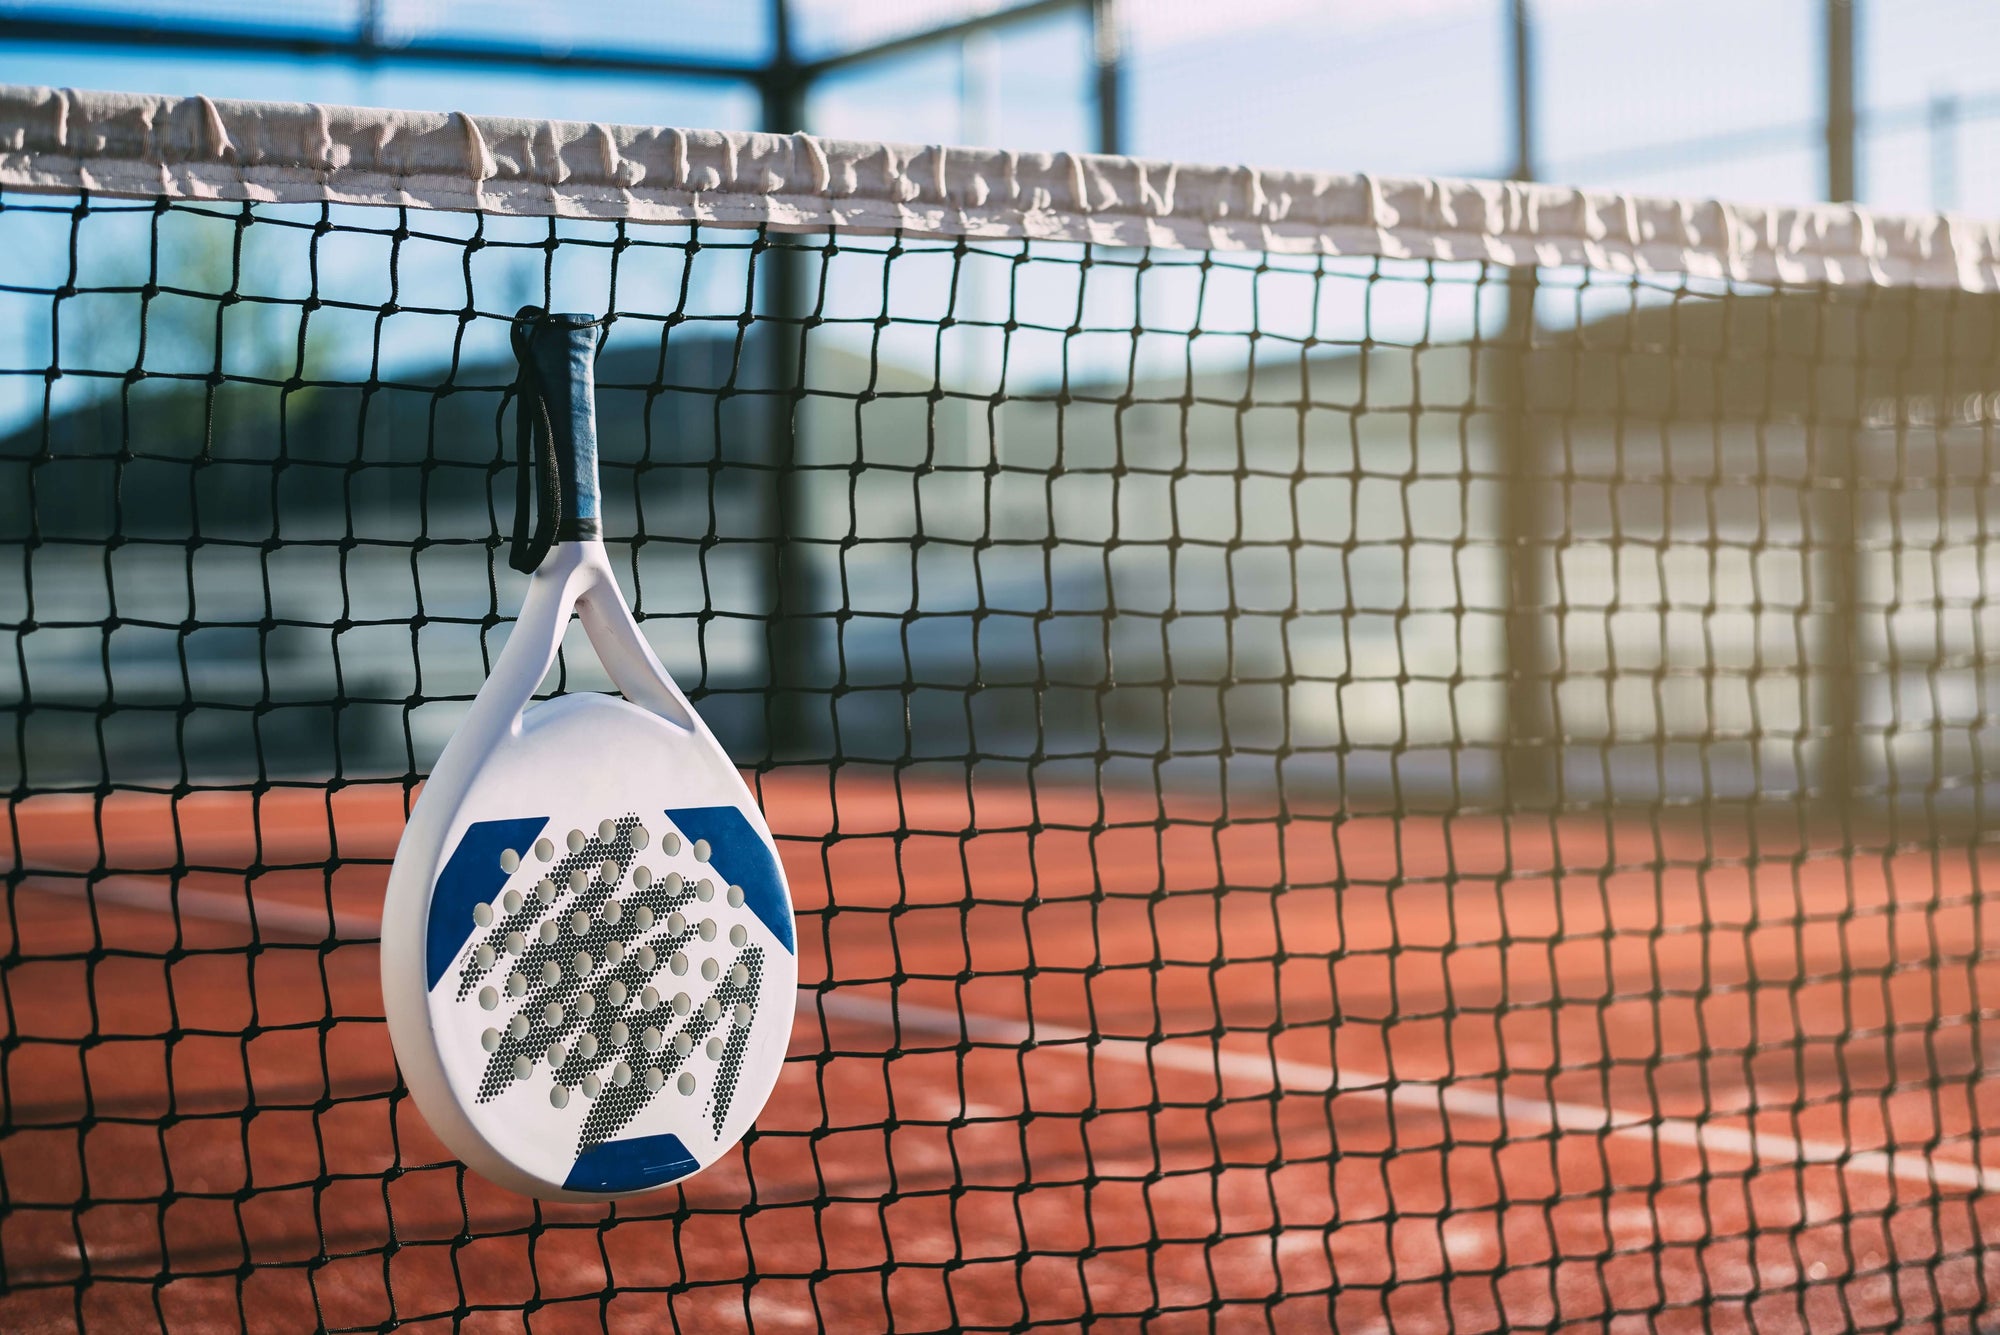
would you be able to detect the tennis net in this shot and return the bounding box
[6,84,2000,1332]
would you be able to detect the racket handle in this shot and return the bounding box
[517,311,607,542]
[509,311,703,737]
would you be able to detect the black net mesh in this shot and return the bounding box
[5,189,2000,1333]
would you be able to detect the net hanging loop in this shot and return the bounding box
[506,306,613,574]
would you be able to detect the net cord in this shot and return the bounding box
[4,82,2000,290]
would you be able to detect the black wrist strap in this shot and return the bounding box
[506,308,563,574]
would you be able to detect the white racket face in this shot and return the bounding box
[387,690,796,1199]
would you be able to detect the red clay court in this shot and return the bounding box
[5,770,1998,1333]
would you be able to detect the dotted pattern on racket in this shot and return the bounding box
[445,812,767,1157]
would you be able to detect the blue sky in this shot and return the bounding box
[4,0,1998,213]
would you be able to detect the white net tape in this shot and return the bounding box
[5,83,2000,289]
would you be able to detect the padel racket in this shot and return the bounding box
[382,309,796,1200]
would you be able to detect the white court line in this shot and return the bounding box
[19,875,2000,1194]
[814,992,2000,1196]
[16,874,381,942]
